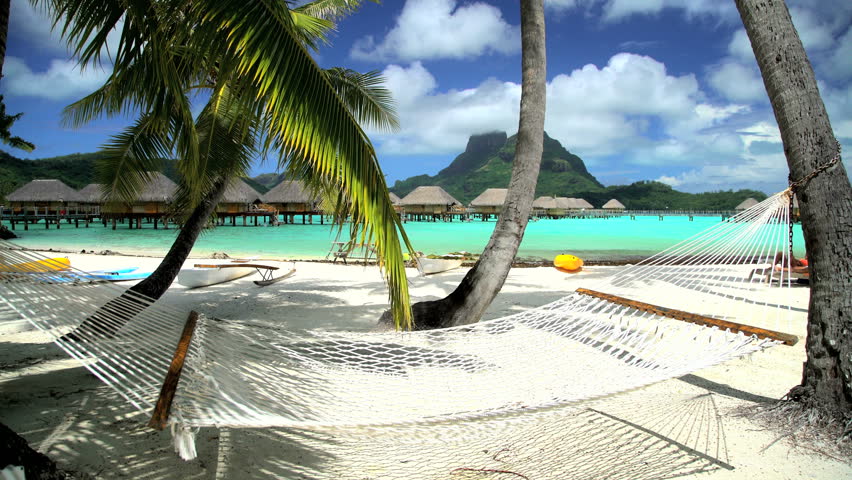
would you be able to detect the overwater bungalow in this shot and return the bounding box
[100,172,177,229]
[262,180,321,224]
[602,199,626,210]
[532,196,563,217]
[77,183,104,214]
[469,188,507,220]
[574,198,594,209]
[219,178,263,213]
[388,192,404,215]
[735,198,759,211]
[5,179,82,216]
[399,186,463,221]
[214,178,275,226]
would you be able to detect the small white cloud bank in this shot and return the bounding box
[350,0,520,62]
[2,57,110,100]
[374,53,786,192]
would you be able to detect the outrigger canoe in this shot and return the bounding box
[415,256,463,276]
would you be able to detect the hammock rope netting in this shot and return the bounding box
[0,191,807,478]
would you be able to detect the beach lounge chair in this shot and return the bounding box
[748,265,809,284]
[329,241,375,264]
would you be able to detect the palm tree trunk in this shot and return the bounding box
[0,0,9,78]
[63,177,229,340]
[735,0,852,418]
[130,176,228,299]
[403,0,546,330]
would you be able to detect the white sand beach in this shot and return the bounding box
[1,251,850,479]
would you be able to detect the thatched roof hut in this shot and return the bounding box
[221,178,263,204]
[262,180,319,212]
[554,197,575,210]
[100,173,177,215]
[399,186,461,215]
[400,186,461,206]
[574,198,594,209]
[7,179,82,203]
[77,184,105,204]
[388,192,402,205]
[532,196,557,210]
[470,188,507,214]
[602,199,626,210]
[735,198,759,211]
[218,178,263,213]
[136,173,178,203]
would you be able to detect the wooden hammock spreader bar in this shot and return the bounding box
[149,310,199,430]
[576,288,798,346]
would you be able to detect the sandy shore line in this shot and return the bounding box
[1,250,850,479]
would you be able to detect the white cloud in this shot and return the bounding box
[707,62,765,103]
[2,57,110,100]
[789,7,835,52]
[374,63,520,155]
[350,0,520,62]
[375,54,754,176]
[9,2,124,64]
[824,27,852,82]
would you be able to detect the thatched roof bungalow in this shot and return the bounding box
[573,198,594,209]
[532,195,564,216]
[76,184,105,213]
[602,199,626,210]
[6,179,82,214]
[469,188,507,215]
[399,186,461,215]
[735,198,759,211]
[218,178,263,213]
[261,180,319,213]
[77,184,104,204]
[101,172,178,215]
[388,192,402,205]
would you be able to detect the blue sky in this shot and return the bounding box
[3,0,851,194]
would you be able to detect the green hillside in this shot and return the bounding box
[575,181,768,210]
[390,131,604,204]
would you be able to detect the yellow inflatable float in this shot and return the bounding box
[554,254,583,272]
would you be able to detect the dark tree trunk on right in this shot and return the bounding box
[735,0,852,419]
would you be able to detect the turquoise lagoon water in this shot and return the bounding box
[2,215,806,262]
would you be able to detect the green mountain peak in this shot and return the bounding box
[390,131,603,204]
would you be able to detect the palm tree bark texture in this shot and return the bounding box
[398,0,546,330]
[735,0,852,419]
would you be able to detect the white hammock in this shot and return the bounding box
[0,191,804,468]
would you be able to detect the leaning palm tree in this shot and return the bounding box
[42,0,415,327]
[397,0,547,329]
[0,96,35,152]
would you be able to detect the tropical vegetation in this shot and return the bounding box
[37,0,415,326]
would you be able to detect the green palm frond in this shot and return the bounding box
[295,0,377,22]
[171,86,259,220]
[324,68,400,132]
[197,0,414,327]
[97,115,172,204]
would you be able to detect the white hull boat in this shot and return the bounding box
[416,257,464,276]
[177,262,257,288]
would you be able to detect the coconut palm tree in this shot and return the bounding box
[40,0,415,328]
[0,96,35,152]
[400,0,546,329]
[734,0,852,419]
